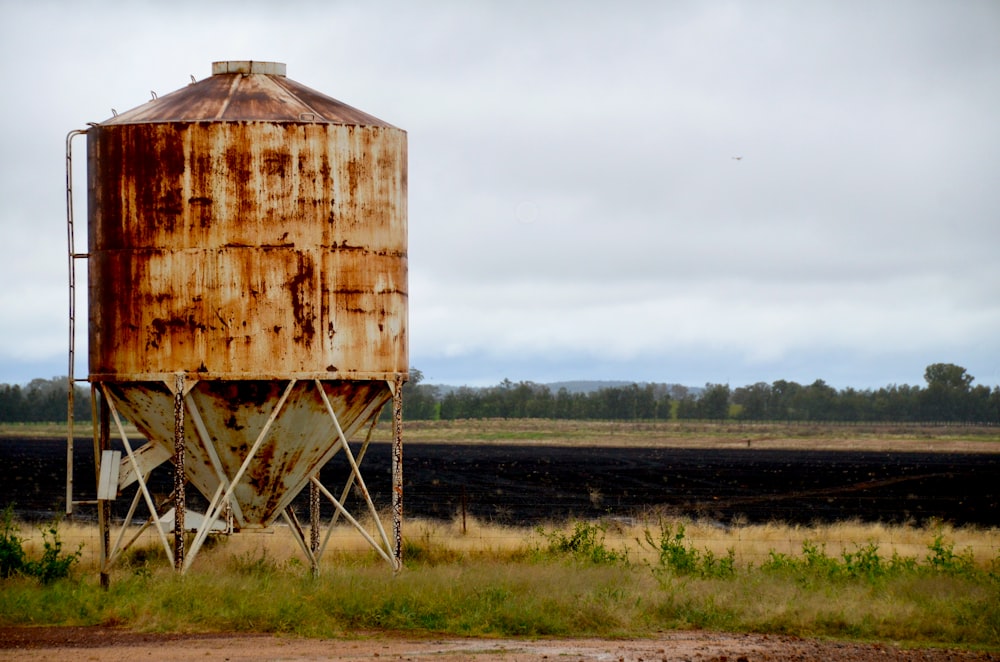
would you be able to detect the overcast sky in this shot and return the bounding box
[1,0,998,390]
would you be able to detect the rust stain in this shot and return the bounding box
[89,120,406,378]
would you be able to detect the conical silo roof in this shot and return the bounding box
[103,60,397,127]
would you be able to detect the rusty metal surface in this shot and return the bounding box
[104,379,391,528]
[88,120,407,380]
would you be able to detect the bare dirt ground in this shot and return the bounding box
[0,626,996,661]
[4,434,998,526]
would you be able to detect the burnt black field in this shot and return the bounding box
[2,437,998,527]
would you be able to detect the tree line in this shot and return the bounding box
[1,363,997,424]
[0,378,91,423]
[402,363,1000,424]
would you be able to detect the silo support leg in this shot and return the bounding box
[312,407,383,563]
[282,508,317,571]
[313,380,397,569]
[309,478,320,574]
[309,477,395,566]
[172,373,186,572]
[96,393,111,588]
[105,483,153,568]
[392,376,403,571]
[100,384,175,568]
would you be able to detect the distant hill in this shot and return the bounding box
[428,380,702,398]
[544,380,633,394]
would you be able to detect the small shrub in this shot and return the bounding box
[643,521,736,579]
[0,507,81,583]
[699,547,737,579]
[841,542,886,581]
[760,549,796,573]
[23,523,83,584]
[540,521,626,565]
[645,522,698,574]
[800,540,839,577]
[761,541,840,583]
[925,534,976,576]
[0,505,26,578]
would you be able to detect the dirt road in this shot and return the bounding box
[0,626,995,661]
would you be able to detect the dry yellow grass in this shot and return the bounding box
[22,513,997,576]
[370,419,1000,452]
[6,419,998,451]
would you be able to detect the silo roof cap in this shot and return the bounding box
[212,61,287,76]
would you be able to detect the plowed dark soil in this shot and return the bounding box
[3,437,997,527]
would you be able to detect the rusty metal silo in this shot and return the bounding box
[67,61,406,575]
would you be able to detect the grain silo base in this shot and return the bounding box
[85,376,403,578]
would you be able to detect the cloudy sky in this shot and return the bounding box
[1,0,998,390]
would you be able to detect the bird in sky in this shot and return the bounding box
[732,156,743,160]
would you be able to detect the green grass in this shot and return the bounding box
[0,516,997,651]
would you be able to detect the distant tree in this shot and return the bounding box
[924,363,974,391]
[733,382,771,420]
[872,384,920,422]
[699,383,731,420]
[837,387,869,421]
[919,363,974,422]
[439,386,482,420]
[797,379,838,421]
[0,384,26,422]
[0,377,91,423]
[675,394,699,420]
[770,380,803,420]
[553,387,575,419]
[989,387,1000,424]
[525,383,554,418]
[401,368,439,420]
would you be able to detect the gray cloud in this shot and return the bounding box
[1,0,997,388]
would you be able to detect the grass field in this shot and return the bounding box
[2,419,999,650]
[387,419,1000,450]
[4,418,999,450]
[2,511,999,650]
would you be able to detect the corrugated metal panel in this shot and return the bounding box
[88,120,407,379]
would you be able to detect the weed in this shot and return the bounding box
[0,506,81,583]
[0,505,26,578]
[841,541,885,581]
[228,548,284,579]
[119,541,165,578]
[403,528,463,566]
[539,521,627,565]
[24,523,83,584]
[800,540,840,577]
[643,521,736,578]
[925,534,976,576]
